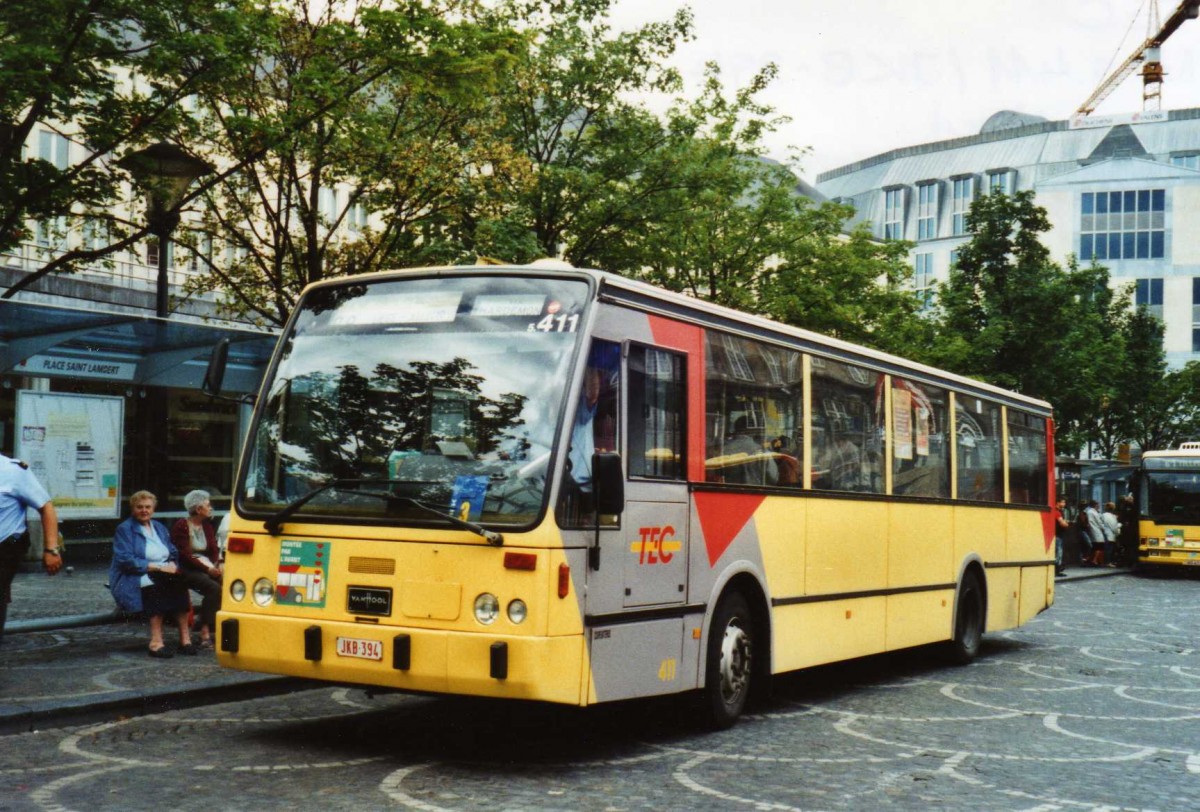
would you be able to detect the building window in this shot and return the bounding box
[951,177,974,236]
[146,238,173,268]
[35,217,68,252]
[1172,154,1200,170]
[914,252,935,310]
[1080,190,1165,260]
[348,201,367,233]
[38,130,69,170]
[883,188,904,240]
[189,234,213,273]
[1136,278,1164,320]
[1194,278,1200,352]
[916,183,937,241]
[987,170,1013,195]
[318,186,338,224]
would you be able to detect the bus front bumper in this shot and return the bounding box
[215,612,586,706]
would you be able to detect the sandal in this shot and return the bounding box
[198,639,214,650]
[178,643,198,656]
[148,645,174,659]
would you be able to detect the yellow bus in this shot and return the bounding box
[1134,442,1200,569]
[211,263,1056,727]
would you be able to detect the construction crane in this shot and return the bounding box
[1075,0,1200,118]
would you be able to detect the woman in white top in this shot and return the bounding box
[107,491,194,657]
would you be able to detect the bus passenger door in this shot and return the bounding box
[622,345,689,607]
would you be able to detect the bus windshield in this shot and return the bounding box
[1142,456,1200,524]
[240,274,591,528]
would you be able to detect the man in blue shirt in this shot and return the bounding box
[0,454,61,645]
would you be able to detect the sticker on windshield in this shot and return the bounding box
[471,295,546,317]
[329,291,462,326]
[450,475,490,521]
[276,540,329,608]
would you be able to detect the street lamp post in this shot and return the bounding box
[117,142,213,318]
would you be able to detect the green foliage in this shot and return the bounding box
[0,0,268,289]
[186,0,517,325]
[932,190,1173,456]
[1128,362,1200,451]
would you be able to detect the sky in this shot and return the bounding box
[609,0,1200,180]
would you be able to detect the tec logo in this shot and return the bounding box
[632,526,682,565]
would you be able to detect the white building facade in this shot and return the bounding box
[815,108,1200,369]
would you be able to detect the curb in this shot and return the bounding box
[1056,567,1131,582]
[6,611,122,634]
[0,675,313,736]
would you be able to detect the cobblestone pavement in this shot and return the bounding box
[6,563,114,622]
[3,571,1199,811]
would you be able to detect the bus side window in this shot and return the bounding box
[628,346,686,480]
[557,340,621,527]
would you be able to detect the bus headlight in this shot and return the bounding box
[507,599,528,624]
[252,578,275,606]
[474,593,499,625]
[230,579,247,602]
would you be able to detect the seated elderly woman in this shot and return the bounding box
[108,490,195,658]
[170,489,222,649]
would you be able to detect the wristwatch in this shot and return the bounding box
[44,548,61,556]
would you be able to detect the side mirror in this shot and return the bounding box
[202,338,230,398]
[592,452,624,516]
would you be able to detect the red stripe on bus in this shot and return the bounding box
[694,491,765,567]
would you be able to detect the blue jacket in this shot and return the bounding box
[108,516,178,614]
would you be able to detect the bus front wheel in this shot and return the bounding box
[703,591,754,729]
[946,572,985,665]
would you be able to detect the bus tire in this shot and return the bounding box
[702,591,754,729]
[946,571,985,665]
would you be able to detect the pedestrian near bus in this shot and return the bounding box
[1101,501,1121,568]
[1054,497,1070,576]
[108,491,195,658]
[1084,500,1106,565]
[170,489,222,649]
[1076,501,1094,564]
[0,454,60,646]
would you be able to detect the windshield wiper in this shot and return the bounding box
[262,479,503,545]
[389,495,504,546]
[263,478,356,535]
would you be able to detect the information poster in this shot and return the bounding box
[16,391,124,519]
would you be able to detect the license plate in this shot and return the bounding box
[336,636,383,660]
[1185,559,1200,566]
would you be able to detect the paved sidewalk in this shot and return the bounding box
[0,561,1129,735]
[1,563,306,735]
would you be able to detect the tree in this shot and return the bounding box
[0,0,268,294]
[1088,301,1164,458]
[185,0,516,326]
[932,191,1126,455]
[1129,362,1200,452]
[468,0,695,265]
[763,223,935,356]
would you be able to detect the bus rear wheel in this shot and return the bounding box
[946,572,985,665]
[703,592,754,729]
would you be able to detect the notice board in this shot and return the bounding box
[16,391,124,519]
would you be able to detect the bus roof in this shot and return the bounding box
[306,263,1053,417]
[1142,445,1200,459]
